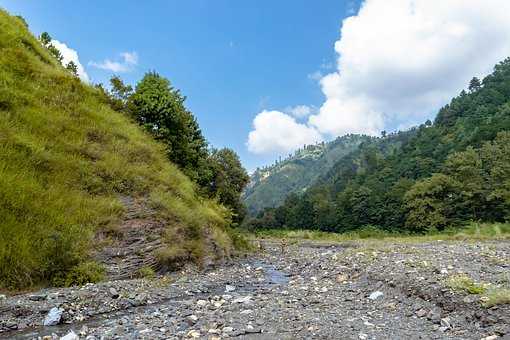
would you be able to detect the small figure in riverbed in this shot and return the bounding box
[280,239,287,254]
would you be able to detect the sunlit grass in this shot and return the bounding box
[0,9,232,290]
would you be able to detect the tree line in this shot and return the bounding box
[245,58,510,233]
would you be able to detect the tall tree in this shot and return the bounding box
[207,148,249,224]
[128,72,209,183]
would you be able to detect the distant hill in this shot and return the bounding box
[247,58,510,232]
[243,134,370,214]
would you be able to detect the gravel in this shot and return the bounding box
[0,239,509,339]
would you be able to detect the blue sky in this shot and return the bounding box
[0,0,357,170]
[2,1,510,172]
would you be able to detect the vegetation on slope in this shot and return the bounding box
[247,59,510,233]
[243,134,369,214]
[0,10,235,289]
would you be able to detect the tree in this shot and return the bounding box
[39,32,51,46]
[207,148,249,224]
[66,61,78,77]
[107,76,133,112]
[128,72,209,184]
[469,77,481,92]
[47,44,63,64]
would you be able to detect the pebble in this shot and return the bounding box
[368,291,384,300]
[43,307,64,326]
[60,330,79,340]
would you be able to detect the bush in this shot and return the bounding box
[52,261,105,287]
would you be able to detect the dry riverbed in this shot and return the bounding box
[0,240,509,339]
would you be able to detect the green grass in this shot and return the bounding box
[0,9,233,290]
[483,288,510,307]
[446,274,487,294]
[250,222,510,244]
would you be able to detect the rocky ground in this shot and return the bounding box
[0,239,509,339]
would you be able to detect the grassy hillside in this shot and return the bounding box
[0,10,233,289]
[243,135,369,214]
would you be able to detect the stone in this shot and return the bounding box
[222,326,234,333]
[225,284,236,292]
[187,330,200,338]
[368,291,384,300]
[441,317,452,329]
[196,299,208,307]
[28,294,47,301]
[43,307,64,326]
[481,336,499,340]
[0,294,6,301]
[109,288,119,299]
[427,309,441,323]
[415,308,427,317]
[232,296,252,304]
[60,330,79,340]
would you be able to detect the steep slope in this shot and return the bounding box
[0,10,233,289]
[243,134,368,214]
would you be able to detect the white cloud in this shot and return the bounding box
[308,0,510,136]
[247,110,322,155]
[248,0,510,157]
[51,40,89,83]
[284,105,314,118]
[89,51,138,73]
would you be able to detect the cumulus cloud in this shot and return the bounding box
[51,40,89,82]
[89,51,138,73]
[309,0,510,136]
[247,110,322,155]
[247,0,510,157]
[284,105,314,118]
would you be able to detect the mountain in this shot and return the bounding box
[247,58,510,232]
[243,134,369,215]
[0,10,234,289]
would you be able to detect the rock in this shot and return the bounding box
[481,335,499,340]
[0,294,6,301]
[336,274,348,283]
[415,308,427,317]
[186,330,200,338]
[222,326,234,333]
[427,309,441,324]
[368,291,384,300]
[441,317,452,329]
[232,296,252,304]
[196,299,208,307]
[186,315,198,325]
[359,333,368,339]
[225,284,236,292]
[29,294,47,301]
[60,330,79,340]
[109,288,119,299]
[43,307,64,326]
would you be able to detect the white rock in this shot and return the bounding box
[481,335,499,340]
[240,309,253,314]
[359,333,368,340]
[368,291,384,300]
[196,299,208,307]
[0,294,6,301]
[43,307,64,326]
[60,330,79,340]
[225,284,236,292]
[187,330,200,338]
[232,296,252,304]
[222,326,234,333]
[440,269,448,274]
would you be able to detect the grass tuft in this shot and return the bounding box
[446,274,487,294]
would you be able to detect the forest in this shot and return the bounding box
[245,61,510,233]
